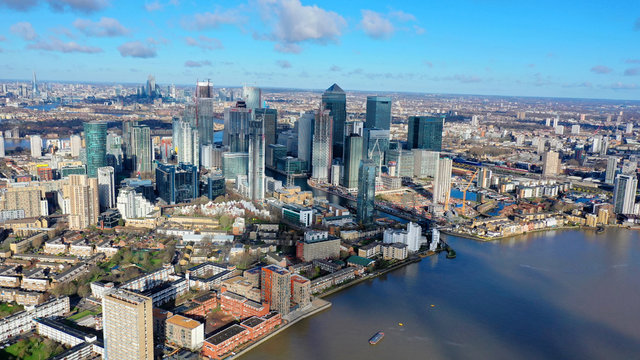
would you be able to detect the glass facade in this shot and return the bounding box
[223,106,252,153]
[407,116,444,151]
[205,174,226,200]
[363,128,390,175]
[222,152,249,180]
[357,159,376,225]
[321,84,346,160]
[342,134,363,189]
[365,96,392,130]
[155,163,198,204]
[84,121,107,178]
[255,108,277,147]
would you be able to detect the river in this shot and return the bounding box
[241,228,640,359]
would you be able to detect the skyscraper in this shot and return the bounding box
[32,71,38,98]
[321,84,346,160]
[122,120,138,170]
[66,174,99,230]
[365,96,392,130]
[84,121,107,178]
[407,116,444,151]
[248,117,265,201]
[103,289,154,360]
[30,135,42,158]
[196,80,213,98]
[173,119,200,167]
[0,137,4,158]
[146,75,156,98]
[606,156,619,184]
[261,265,291,315]
[97,166,115,212]
[362,128,390,174]
[255,108,277,147]
[70,134,82,158]
[477,167,492,189]
[242,85,262,110]
[297,111,314,172]
[311,110,333,182]
[357,159,376,225]
[131,125,152,176]
[433,158,453,205]
[613,174,637,215]
[412,149,440,178]
[342,134,363,189]
[542,150,561,177]
[223,103,252,153]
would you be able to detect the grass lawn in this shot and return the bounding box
[1,337,64,360]
[0,302,23,318]
[67,308,102,321]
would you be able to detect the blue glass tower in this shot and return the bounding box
[322,84,346,160]
[365,96,392,130]
[357,159,376,225]
[407,116,444,151]
[155,162,199,204]
[84,121,107,178]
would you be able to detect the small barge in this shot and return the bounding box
[369,331,385,345]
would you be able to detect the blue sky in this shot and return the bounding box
[1,0,640,100]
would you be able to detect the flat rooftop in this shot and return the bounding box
[167,314,201,330]
[205,324,247,346]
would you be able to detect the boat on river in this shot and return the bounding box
[369,331,384,345]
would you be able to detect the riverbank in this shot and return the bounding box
[232,298,332,359]
[441,224,614,242]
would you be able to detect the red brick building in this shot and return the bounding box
[183,293,217,319]
[220,292,269,318]
[202,312,281,359]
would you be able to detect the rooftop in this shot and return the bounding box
[205,324,247,346]
[167,314,202,330]
[240,316,264,328]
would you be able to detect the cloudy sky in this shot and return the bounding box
[1,0,640,100]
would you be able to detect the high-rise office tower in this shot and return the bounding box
[70,134,82,158]
[131,125,152,176]
[345,121,364,137]
[606,157,619,184]
[363,128,390,174]
[407,116,444,151]
[433,158,453,205]
[103,289,154,360]
[321,84,346,160]
[248,118,265,201]
[155,163,199,205]
[613,174,638,215]
[255,108,277,147]
[30,135,42,158]
[97,166,115,212]
[84,121,107,178]
[122,119,137,169]
[222,152,249,180]
[146,75,156,98]
[242,85,262,110]
[311,110,333,182]
[185,82,216,146]
[106,133,124,173]
[365,96,392,130]
[542,150,561,177]
[32,71,38,98]
[342,134,363,189]
[412,149,440,178]
[66,174,99,230]
[223,103,252,153]
[261,265,291,315]
[0,137,4,158]
[386,148,414,178]
[297,111,315,172]
[357,159,376,225]
[173,119,200,167]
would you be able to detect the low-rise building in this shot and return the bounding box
[165,314,205,351]
[202,312,281,359]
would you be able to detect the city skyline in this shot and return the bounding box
[0,0,639,100]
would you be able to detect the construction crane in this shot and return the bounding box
[461,168,479,215]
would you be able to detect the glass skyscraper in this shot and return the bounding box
[365,96,392,130]
[407,116,444,151]
[311,110,333,182]
[321,84,346,160]
[255,108,277,147]
[242,86,262,110]
[84,121,107,177]
[222,152,249,180]
[223,104,252,153]
[363,128,390,174]
[131,125,152,176]
[342,134,363,189]
[155,163,198,205]
[248,118,265,201]
[357,159,376,225]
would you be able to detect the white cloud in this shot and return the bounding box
[47,0,110,13]
[10,22,38,40]
[256,0,346,52]
[590,65,613,74]
[118,41,156,58]
[0,0,39,11]
[73,17,129,37]
[184,8,246,30]
[360,10,394,39]
[185,35,223,50]
[389,10,416,22]
[28,36,102,53]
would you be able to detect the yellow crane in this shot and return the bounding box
[461,169,479,215]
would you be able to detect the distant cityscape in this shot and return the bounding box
[0,72,638,359]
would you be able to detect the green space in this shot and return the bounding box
[0,302,23,318]
[67,307,101,321]
[0,337,65,360]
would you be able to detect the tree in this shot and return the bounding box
[219,215,233,228]
[77,284,91,298]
